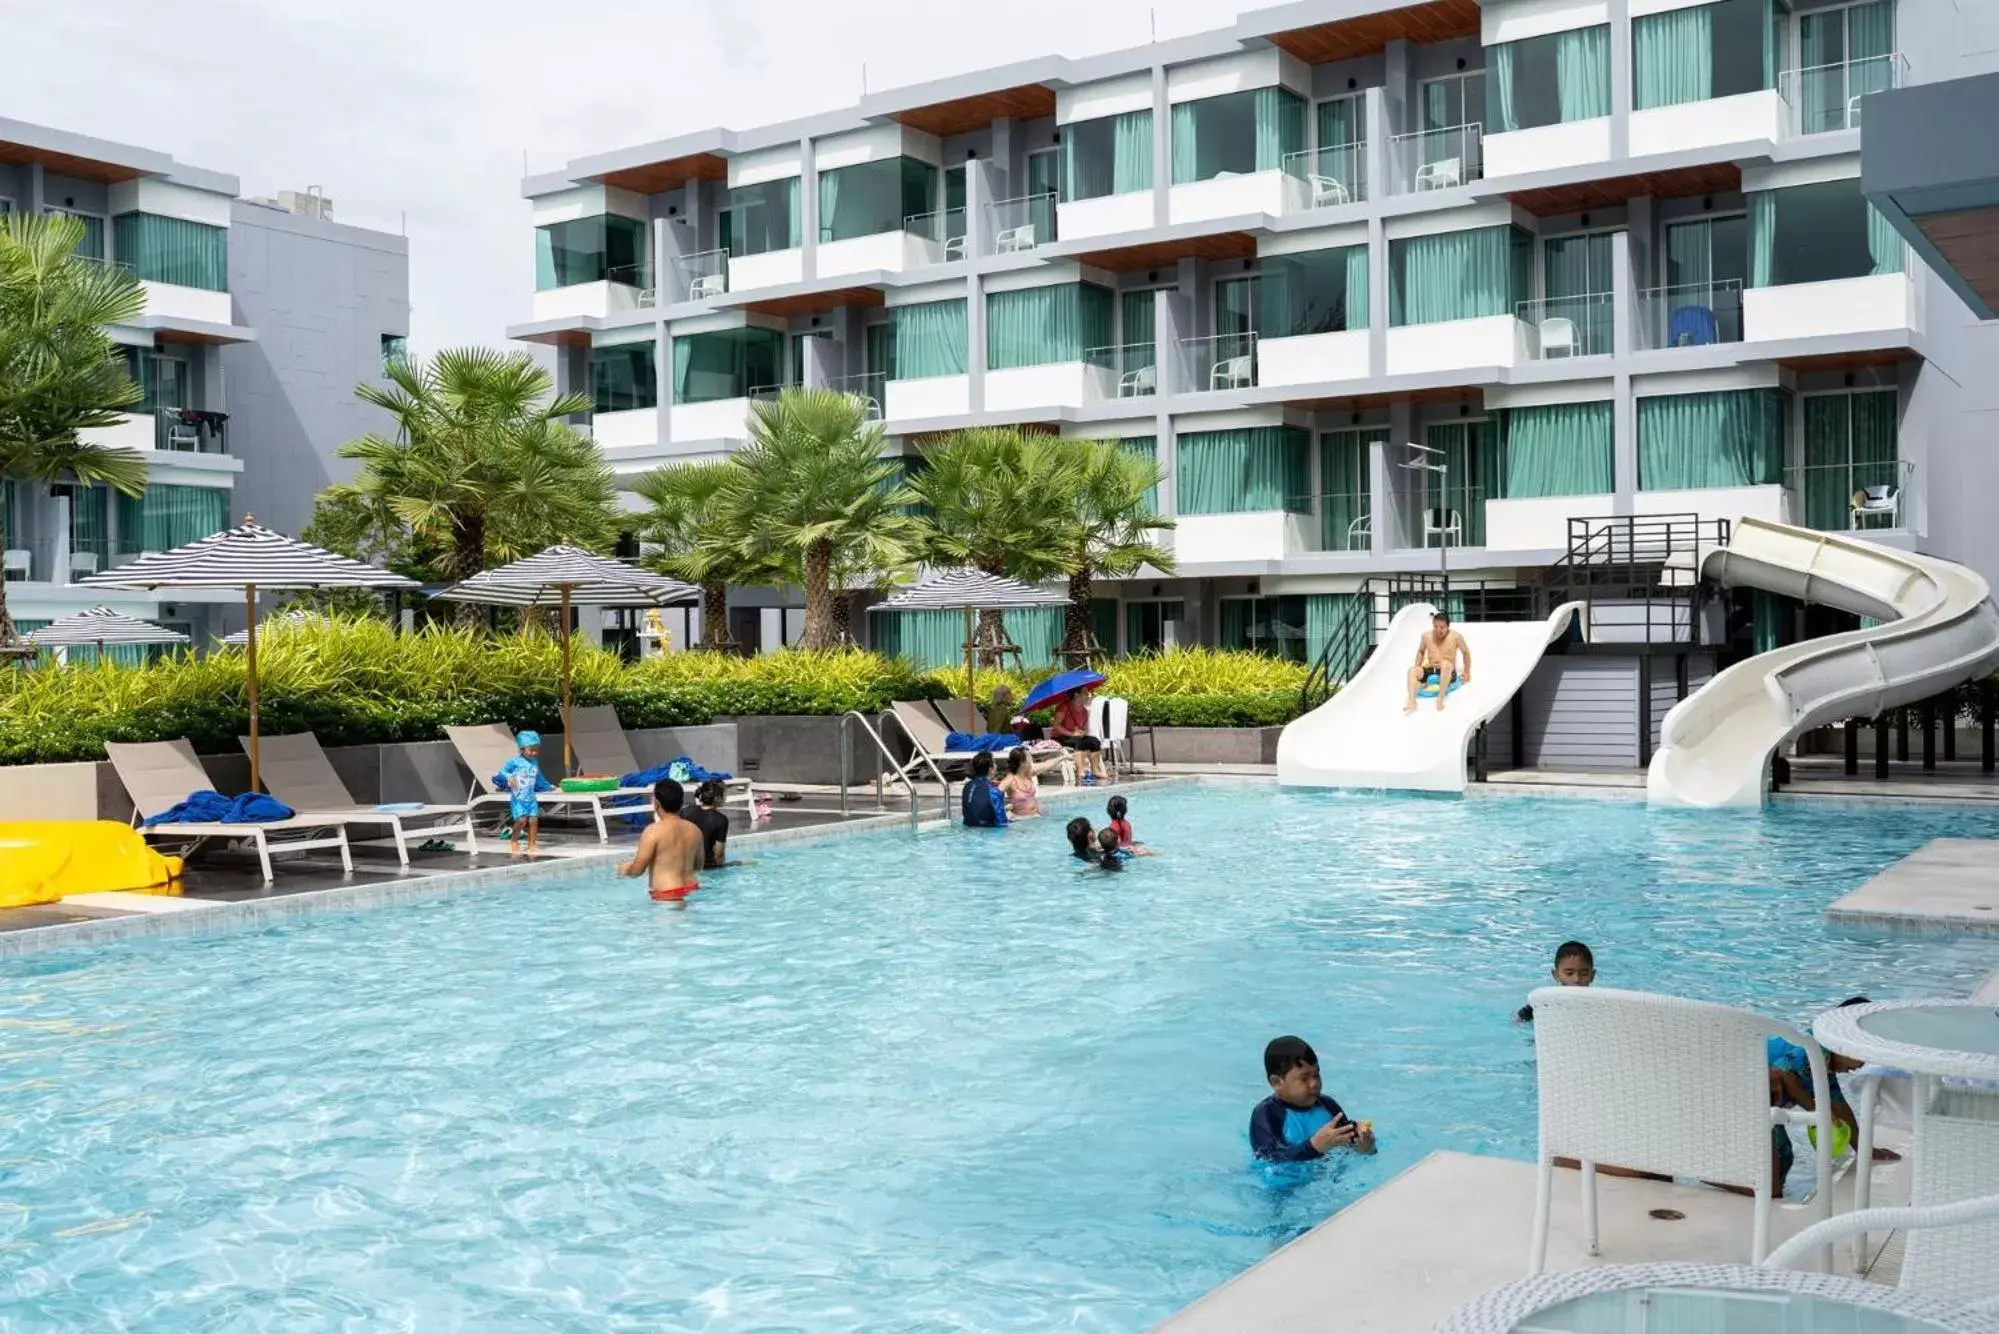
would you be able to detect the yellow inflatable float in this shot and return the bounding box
[0,823,183,908]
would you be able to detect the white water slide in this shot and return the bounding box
[1648,518,1999,807]
[1276,601,1585,793]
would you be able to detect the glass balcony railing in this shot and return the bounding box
[1407,485,1489,550]
[902,209,968,261]
[1085,342,1159,397]
[1176,333,1257,393]
[154,408,227,454]
[671,248,728,303]
[1516,293,1615,359]
[1281,145,1369,208]
[1787,458,1911,532]
[1636,280,1744,351]
[1287,491,1374,552]
[1386,123,1483,195]
[981,193,1057,256]
[825,371,887,420]
[1778,53,1908,136]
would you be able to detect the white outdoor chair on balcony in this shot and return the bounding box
[994,224,1037,254]
[1847,94,1865,128]
[635,286,657,308]
[1538,317,1577,359]
[1308,174,1351,208]
[1345,514,1372,551]
[166,420,199,450]
[1851,483,1900,528]
[688,273,727,301]
[68,551,99,579]
[1415,157,1462,191]
[944,234,967,261]
[1210,355,1252,391]
[2,550,30,581]
[1424,508,1463,547]
[1117,364,1156,397]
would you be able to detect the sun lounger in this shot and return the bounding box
[567,705,754,811]
[878,700,1061,790]
[106,739,352,884]
[242,732,476,866]
[445,723,632,842]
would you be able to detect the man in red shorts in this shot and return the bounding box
[618,778,706,902]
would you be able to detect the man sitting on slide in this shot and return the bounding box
[1404,611,1471,714]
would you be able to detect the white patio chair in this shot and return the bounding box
[1345,514,1372,551]
[944,235,967,261]
[1538,316,1577,359]
[1415,157,1462,191]
[1117,364,1156,397]
[1423,508,1464,547]
[1527,987,1836,1273]
[1764,1192,1999,1311]
[1308,174,1350,208]
[1210,355,1252,391]
[68,550,99,578]
[688,273,726,301]
[1851,484,1900,528]
[994,224,1037,253]
[1088,695,1139,778]
[2,550,30,580]
[1847,94,1865,129]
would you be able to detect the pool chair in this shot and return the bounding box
[106,739,352,884]
[241,731,476,867]
[445,723,627,843]
[1527,986,1836,1273]
[879,700,1020,789]
[1765,1192,1999,1311]
[567,705,754,812]
[1089,695,1152,776]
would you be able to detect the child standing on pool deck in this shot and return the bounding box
[1250,1035,1376,1162]
[492,730,555,857]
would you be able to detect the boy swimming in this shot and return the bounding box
[1516,940,1594,1022]
[1250,1035,1376,1162]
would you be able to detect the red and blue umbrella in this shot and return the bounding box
[1021,668,1107,714]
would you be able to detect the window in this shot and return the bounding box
[1389,226,1533,326]
[1801,389,1898,530]
[1633,0,1778,110]
[1500,401,1614,498]
[788,329,830,386]
[591,342,657,412]
[1318,429,1379,550]
[986,283,1115,369]
[1310,95,1368,194]
[1799,0,1897,133]
[46,207,105,260]
[1124,598,1186,655]
[1170,88,1306,183]
[1487,25,1611,131]
[944,165,968,243]
[1260,245,1368,337]
[818,157,937,242]
[380,334,408,373]
[727,179,800,257]
[1420,71,1486,130]
[1177,426,1311,515]
[534,214,647,290]
[671,328,783,404]
[1637,389,1788,489]
[1220,595,1309,661]
[1661,214,1748,342]
[116,483,228,553]
[889,299,967,379]
[1748,178,1903,288]
[112,212,227,290]
[1025,149,1059,241]
[1060,111,1154,200]
[1424,420,1498,545]
[1540,232,1615,355]
[121,349,189,410]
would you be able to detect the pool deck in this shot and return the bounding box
[1829,837,1999,935]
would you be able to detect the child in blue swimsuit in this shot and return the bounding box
[492,729,554,857]
[1250,1035,1377,1164]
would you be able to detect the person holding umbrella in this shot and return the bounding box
[1023,668,1110,785]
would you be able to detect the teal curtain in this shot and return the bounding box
[1748,191,1776,288]
[1177,427,1311,515]
[1253,88,1306,172]
[534,229,556,289]
[1752,590,1799,654]
[865,321,895,379]
[787,179,803,249]
[877,607,1062,669]
[1090,599,1119,656]
[71,484,109,561]
[1804,390,1899,530]
[1319,430,1377,550]
[1425,421,1498,545]
[1346,245,1369,331]
[1391,226,1523,325]
[892,299,968,378]
[112,213,227,291]
[1124,599,1185,655]
[1542,233,1613,355]
[1121,289,1156,370]
[986,284,1113,369]
[1850,389,1898,512]
[1118,436,1160,511]
[1634,7,1712,110]
[1766,0,1782,90]
[1219,599,1250,650]
[1316,96,1364,194]
[1503,402,1614,499]
[1113,111,1153,193]
[1637,389,1787,490]
[1558,26,1612,122]
[1490,42,1518,133]
[817,169,840,241]
[1867,204,1905,275]
[1170,103,1199,184]
[115,484,227,553]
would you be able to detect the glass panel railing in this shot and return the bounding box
[982,193,1057,255]
[1516,293,1615,359]
[1386,124,1483,196]
[1176,333,1258,393]
[154,408,227,454]
[1288,492,1374,552]
[1281,145,1369,208]
[1406,484,1488,550]
[672,248,729,303]
[1084,342,1160,397]
[1786,458,1911,532]
[825,371,887,420]
[746,383,786,404]
[902,210,968,261]
[1636,280,1744,350]
[1778,53,1908,136]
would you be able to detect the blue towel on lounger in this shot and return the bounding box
[143,790,295,827]
[945,731,1020,753]
[611,757,736,816]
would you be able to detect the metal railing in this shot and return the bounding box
[1397,485,1488,550]
[1516,294,1615,359]
[1176,332,1257,393]
[1084,342,1159,397]
[670,248,729,302]
[746,382,786,404]
[1284,491,1373,552]
[981,192,1056,255]
[154,408,227,454]
[1538,513,1730,647]
[1299,573,1540,712]
[902,208,968,260]
[605,261,649,289]
[1785,458,1912,532]
[1778,53,1907,136]
[76,253,134,274]
[1637,280,1744,350]
[854,708,951,827]
[1280,144,1369,208]
[825,371,887,420]
[1386,123,1483,195]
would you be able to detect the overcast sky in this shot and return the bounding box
[8,0,1256,353]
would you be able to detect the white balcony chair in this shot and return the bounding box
[1527,986,1836,1273]
[1210,355,1252,391]
[1423,508,1463,547]
[2,550,30,581]
[1415,157,1462,191]
[1538,317,1577,359]
[1851,483,1900,528]
[1345,514,1372,551]
[68,551,99,579]
[1117,364,1156,397]
[944,234,967,261]
[166,421,199,450]
[688,273,726,301]
[635,286,657,308]
[1764,1192,1999,1311]
[1309,174,1350,208]
[994,224,1037,253]
[1847,94,1865,129]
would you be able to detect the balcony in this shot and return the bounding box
[980,193,1056,257]
[154,408,228,455]
[1787,458,1912,533]
[1743,271,1915,343]
[825,371,887,419]
[1778,54,1907,137]
[1515,294,1614,361]
[1176,511,1314,564]
[1636,281,1745,351]
[819,223,951,279]
[1175,333,1257,395]
[1087,342,1158,399]
[1280,146,1368,211]
[1296,490,1374,554]
[1385,124,1483,196]
[904,208,967,263]
[671,249,729,304]
[531,272,656,323]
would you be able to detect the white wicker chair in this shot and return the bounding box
[1527,986,1836,1273]
[1764,1192,1999,1311]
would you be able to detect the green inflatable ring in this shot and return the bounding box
[559,776,618,793]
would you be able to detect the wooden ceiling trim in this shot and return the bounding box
[739,286,886,319]
[0,141,147,184]
[1506,163,1741,216]
[597,153,729,196]
[1266,0,1480,64]
[1070,231,1258,274]
[895,85,1058,138]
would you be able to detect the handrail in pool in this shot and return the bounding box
[843,710,949,828]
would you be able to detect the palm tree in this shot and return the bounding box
[0,213,149,650]
[911,426,1081,660]
[321,348,617,622]
[1056,441,1175,663]
[630,459,778,651]
[707,388,920,650]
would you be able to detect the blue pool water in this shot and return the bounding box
[4,786,1999,1331]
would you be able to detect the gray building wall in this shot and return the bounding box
[221,200,410,540]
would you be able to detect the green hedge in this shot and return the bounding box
[0,618,1306,764]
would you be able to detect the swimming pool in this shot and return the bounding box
[3,785,1997,1330]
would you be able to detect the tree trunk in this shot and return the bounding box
[975,558,1009,669]
[0,504,19,656]
[801,538,835,650]
[700,578,731,652]
[449,512,486,629]
[830,588,853,647]
[1062,563,1096,667]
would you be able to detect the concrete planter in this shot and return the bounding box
[721,714,885,786]
[1144,726,1284,766]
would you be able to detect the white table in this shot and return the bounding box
[1433,1262,1999,1333]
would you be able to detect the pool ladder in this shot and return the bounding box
[838,711,953,830]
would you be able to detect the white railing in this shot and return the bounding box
[1515,293,1615,359]
[1386,123,1483,196]
[1786,458,1913,532]
[1777,53,1908,136]
[670,248,729,303]
[902,209,968,261]
[825,371,887,420]
[1084,342,1160,397]
[1176,332,1257,394]
[1636,280,1745,350]
[1280,144,1369,208]
[981,193,1056,256]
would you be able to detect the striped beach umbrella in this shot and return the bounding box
[219,608,324,646]
[870,568,1068,732]
[84,519,417,790]
[27,606,191,659]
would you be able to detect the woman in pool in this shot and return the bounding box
[999,746,1063,818]
[1066,817,1099,862]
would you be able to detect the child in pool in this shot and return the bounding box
[1516,940,1594,1022]
[999,745,1063,819]
[1104,794,1152,855]
[1094,826,1131,871]
[1250,1035,1376,1163]
[492,729,555,857]
[1066,816,1097,861]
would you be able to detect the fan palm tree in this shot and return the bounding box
[910,427,1081,660]
[630,459,781,651]
[1055,442,1174,663]
[706,387,920,650]
[0,213,149,650]
[322,348,617,623]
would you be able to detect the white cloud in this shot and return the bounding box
[5,0,1250,352]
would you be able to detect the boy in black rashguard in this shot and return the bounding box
[1249,1036,1377,1162]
